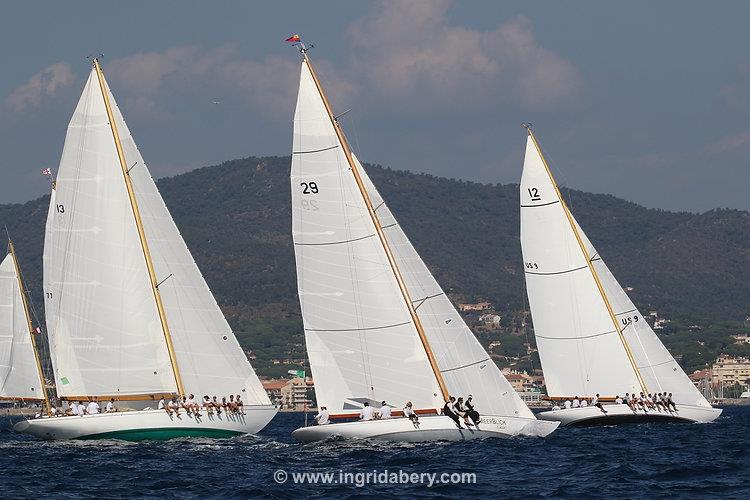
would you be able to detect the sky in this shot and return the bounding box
[1,0,748,212]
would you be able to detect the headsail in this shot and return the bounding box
[574,221,710,406]
[0,253,43,399]
[520,134,642,398]
[292,61,443,413]
[355,154,533,418]
[100,74,269,405]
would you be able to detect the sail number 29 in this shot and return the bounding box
[300,182,319,195]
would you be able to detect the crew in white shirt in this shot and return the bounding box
[615,395,623,404]
[76,401,86,416]
[378,401,392,419]
[68,401,79,416]
[359,402,375,421]
[86,400,100,415]
[572,397,581,408]
[105,398,115,413]
[314,406,330,425]
[563,399,572,409]
[580,399,588,407]
[158,398,166,411]
[403,402,419,424]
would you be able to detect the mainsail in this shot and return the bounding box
[292,61,442,412]
[0,252,43,399]
[44,62,268,403]
[292,54,531,418]
[520,130,710,407]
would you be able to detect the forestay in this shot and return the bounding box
[44,70,177,397]
[291,61,443,413]
[0,253,43,399]
[520,135,642,398]
[573,220,711,406]
[355,154,533,418]
[102,76,269,405]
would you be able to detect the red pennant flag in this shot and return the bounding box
[34,327,41,334]
[286,34,301,43]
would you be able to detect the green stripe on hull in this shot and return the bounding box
[77,427,244,441]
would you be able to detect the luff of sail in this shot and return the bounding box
[100,71,270,405]
[0,252,44,400]
[292,60,444,413]
[44,68,177,398]
[520,134,643,398]
[354,154,534,419]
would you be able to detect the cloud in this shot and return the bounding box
[346,0,581,112]
[707,131,750,153]
[5,62,75,112]
[105,45,355,121]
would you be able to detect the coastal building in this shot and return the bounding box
[261,377,314,410]
[711,355,750,387]
[731,333,750,344]
[458,302,492,312]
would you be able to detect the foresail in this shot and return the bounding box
[292,62,442,412]
[355,154,533,418]
[520,135,642,398]
[44,69,176,397]
[102,77,270,405]
[573,220,711,407]
[0,254,43,399]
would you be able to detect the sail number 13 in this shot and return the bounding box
[300,182,319,195]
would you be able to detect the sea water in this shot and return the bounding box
[0,406,747,498]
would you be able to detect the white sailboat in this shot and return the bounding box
[0,241,49,409]
[289,43,558,442]
[14,60,277,440]
[519,125,721,425]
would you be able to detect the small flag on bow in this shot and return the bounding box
[41,168,51,176]
[286,34,301,43]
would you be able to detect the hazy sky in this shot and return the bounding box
[1,1,748,212]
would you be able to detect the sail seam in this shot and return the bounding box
[536,329,617,340]
[520,200,560,208]
[637,359,673,369]
[440,357,490,373]
[305,321,411,333]
[525,265,588,276]
[294,223,397,246]
[293,145,339,155]
[615,308,638,316]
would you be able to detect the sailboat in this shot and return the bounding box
[289,42,558,442]
[519,125,721,425]
[14,59,277,440]
[0,240,50,411]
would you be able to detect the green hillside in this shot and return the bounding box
[2,156,749,376]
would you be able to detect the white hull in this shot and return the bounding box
[292,414,559,443]
[14,405,278,440]
[537,403,721,426]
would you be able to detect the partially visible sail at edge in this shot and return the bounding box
[520,134,710,407]
[0,253,43,399]
[292,61,443,413]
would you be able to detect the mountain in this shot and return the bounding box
[2,156,749,376]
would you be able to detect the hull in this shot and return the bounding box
[537,403,722,426]
[13,405,278,441]
[292,414,559,443]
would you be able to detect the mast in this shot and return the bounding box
[301,51,450,403]
[524,124,648,394]
[7,239,52,414]
[92,59,185,396]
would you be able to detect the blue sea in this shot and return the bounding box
[0,407,747,498]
